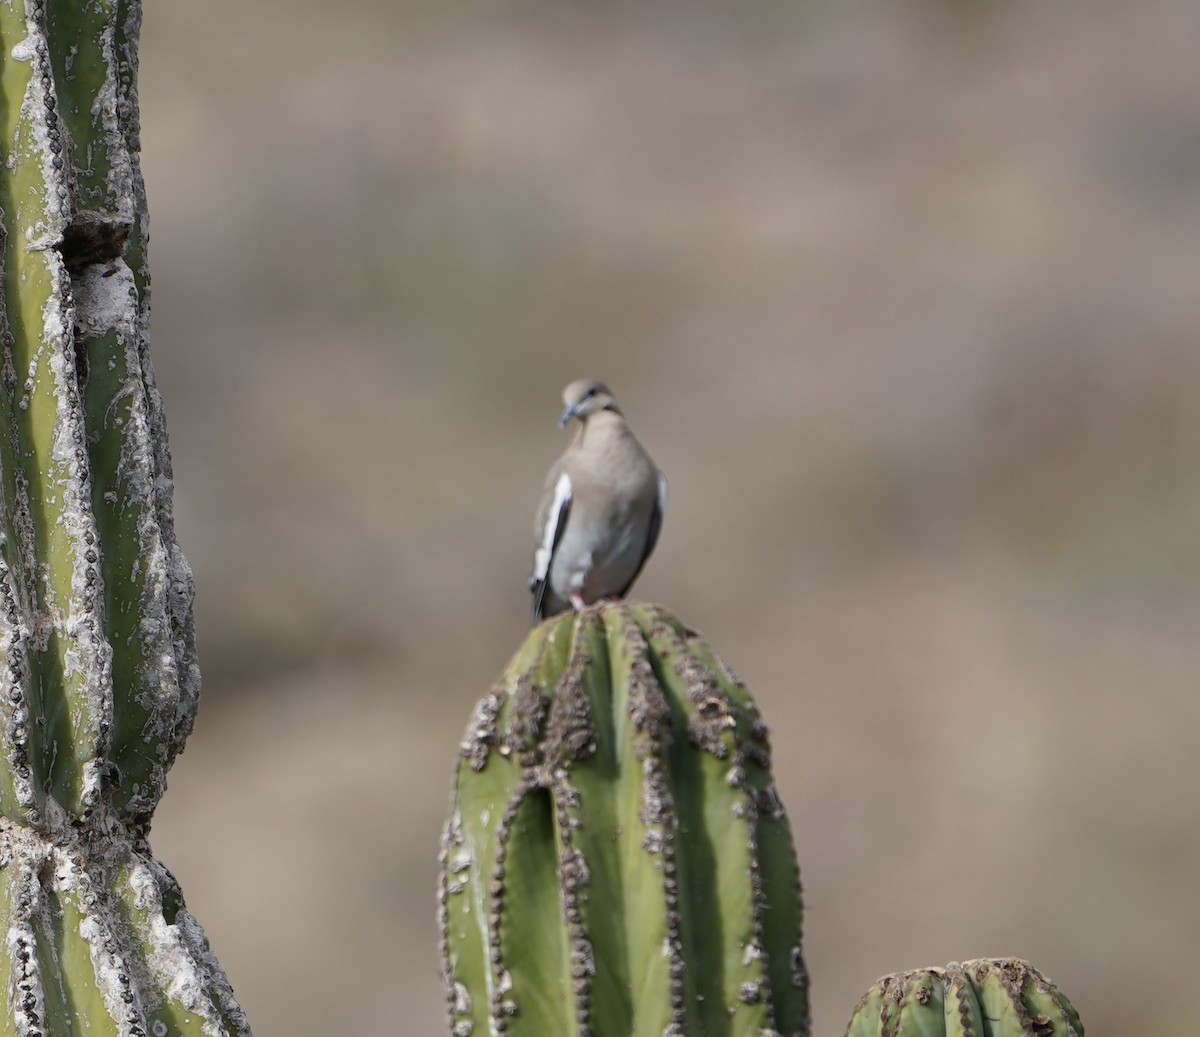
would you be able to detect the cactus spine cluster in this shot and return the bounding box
[845,958,1083,1037]
[0,2,249,1034]
[440,603,809,1037]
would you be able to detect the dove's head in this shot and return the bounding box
[558,379,620,428]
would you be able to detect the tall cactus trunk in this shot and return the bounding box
[0,2,249,1034]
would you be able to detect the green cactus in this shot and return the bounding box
[0,1,249,1033]
[439,603,809,1037]
[845,958,1083,1037]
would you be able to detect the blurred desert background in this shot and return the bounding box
[136,1,1199,1034]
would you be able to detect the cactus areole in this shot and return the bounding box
[0,1,250,1033]
[440,603,810,1037]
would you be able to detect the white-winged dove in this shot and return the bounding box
[530,379,667,622]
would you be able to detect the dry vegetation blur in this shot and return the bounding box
[138,1,1199,1034]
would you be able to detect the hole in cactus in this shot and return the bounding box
[59,218,129,276]
[160,883,183,926]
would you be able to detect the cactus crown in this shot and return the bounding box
[440,603,809,1037]
[846,958,1084,1037]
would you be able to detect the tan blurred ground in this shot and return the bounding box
[138,1,1200,1034]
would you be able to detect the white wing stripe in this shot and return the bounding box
[533,472,572,582]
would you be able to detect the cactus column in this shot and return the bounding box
[0,2,249,1034]
[441,604,809,1037]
